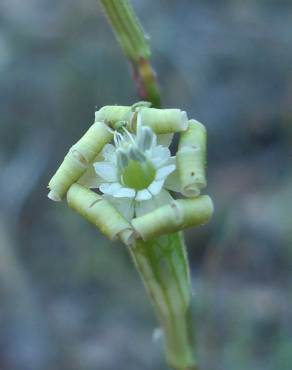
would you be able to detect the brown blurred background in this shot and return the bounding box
[0,0,291,369]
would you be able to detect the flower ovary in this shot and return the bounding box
[120,159,156,190]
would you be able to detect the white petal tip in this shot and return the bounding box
[156,164,176,180]
[135,189,152,201]
[114,187,136,198]
[47,190,62,202]
[148,180,164,195]
[94,162,117,182]
[99,182,122,196]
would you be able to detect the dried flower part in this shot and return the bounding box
[132,195,213,241]
[67,184,135,245]
[48,122,112,201]
[95,105,188,134]
[177,119,207,197]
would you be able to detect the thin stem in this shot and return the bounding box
[131,58,161,108]
[129,232,198,370]
[99,0,161,107]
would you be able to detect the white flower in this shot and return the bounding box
[79,114,180,220]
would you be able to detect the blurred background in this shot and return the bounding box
[0,0,291,369]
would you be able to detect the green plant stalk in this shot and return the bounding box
[99,0,161,107]
[129,232,198,370]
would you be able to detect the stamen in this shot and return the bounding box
[114,131,124,147]
[122,126,136,145]
[116,148,129,170]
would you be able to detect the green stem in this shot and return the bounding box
[129,232,198,370]
[99,0,161,107]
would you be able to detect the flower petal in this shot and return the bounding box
[156,189,173,205]
[135,189,152,201]
[155,164,176,180]
[148,179,164,195]
[149,145,171,168]
[135,190,173,217]
[167,156,176,166]
[105,196,135,221]
[137,126,155,151]
[113,187,136,198]
[156,133,174,148]
[78,165,102,188]
[99,182,122,195]
[102,144,116,163]
[94,162,117,182]
[135,198,156,217]
[164,169,181,192]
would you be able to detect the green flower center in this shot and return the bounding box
[120,159,156,190]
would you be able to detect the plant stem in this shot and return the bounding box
[129,232,198,370]
[99,2,198,368]
[99,0,161,107]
